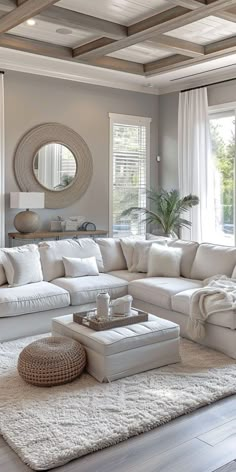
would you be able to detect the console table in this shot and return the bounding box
[8,230,108,247]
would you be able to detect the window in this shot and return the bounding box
[209,107,236,246]
[109,113,151,238]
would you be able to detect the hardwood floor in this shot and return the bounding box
[0,395,236,472]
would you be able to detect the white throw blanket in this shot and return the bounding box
[188,276,236,340]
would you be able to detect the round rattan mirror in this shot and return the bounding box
[14,123,93,208]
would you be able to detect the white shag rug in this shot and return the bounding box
[0,335,236,471]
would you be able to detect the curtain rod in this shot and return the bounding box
[181,76,236,93]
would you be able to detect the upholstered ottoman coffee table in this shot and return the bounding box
[52,314,180,382]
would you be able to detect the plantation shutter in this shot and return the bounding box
[109,114,151,237]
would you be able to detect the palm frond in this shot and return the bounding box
[120,188,199,235]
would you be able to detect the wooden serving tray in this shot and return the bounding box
[73,309,148,331]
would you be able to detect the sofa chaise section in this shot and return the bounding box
[128,277,203,311]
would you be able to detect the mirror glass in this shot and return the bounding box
[33,143,77,191]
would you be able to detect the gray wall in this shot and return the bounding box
[158,92,179,190]
[5,71,159,242]
[208,79,236,106]
[158,79,236,190]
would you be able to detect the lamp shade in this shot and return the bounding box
[10,192,45,209]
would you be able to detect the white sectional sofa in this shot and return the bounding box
[0,237,236,360]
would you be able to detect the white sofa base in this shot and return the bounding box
[133,299,236,360]
[0,303,97,342]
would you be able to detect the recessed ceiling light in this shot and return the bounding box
[56,28,73,35]
[26,18,36,26]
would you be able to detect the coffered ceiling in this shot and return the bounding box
[2,0,236,93]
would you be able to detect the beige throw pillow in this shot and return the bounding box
[0,250,7,286]
[120,238,138,271]
[131,240,167,273]
[3,245,43,287]
[148,244,182,277]
[96,238,126,272]
[62,256,99,277]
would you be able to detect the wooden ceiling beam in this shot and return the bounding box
[73,34,203,61]
[37,6,127,40]
[144,54,191,75]
[0,32,71,58]
[150,35,204,57]
[166,0,206,8]
[216,6,236,20]
[0,33,144,75]
[77,56,145,75]
[73,38,115,59]
[0,0,59,34]
[70,0,236,61]
[205,34,236,53]
[144,33,236,76]
[167,0,236,21]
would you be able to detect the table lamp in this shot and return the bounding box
[10,192,45,233]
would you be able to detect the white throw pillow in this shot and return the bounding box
[147,244,182,277]
[131,240,167,273]
[3,244,43,287]
[62,256,99,277]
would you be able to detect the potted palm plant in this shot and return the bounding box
[121,189,199,237]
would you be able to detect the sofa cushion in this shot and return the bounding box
[108,270,147,282]
[96,238,127,272]
[128,278,202,310]
[3,245,43,287]
[0,251,7,286]
[0,281,70,318]
[52,274,128,306]
[172,289,236,330]
[39,239,104,281]
[190,243,236,280]
[168,239,199,278]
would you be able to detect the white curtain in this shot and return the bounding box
[0,74,4,247]
[178,87,214,242]
[38,143,61,189]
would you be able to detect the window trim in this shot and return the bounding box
[208,104,236,246]
[109,113,151,237]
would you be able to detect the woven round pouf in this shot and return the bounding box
[18,336,86,387]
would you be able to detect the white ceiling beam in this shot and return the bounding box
[0,0,59,34]
[71,0,236,61]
